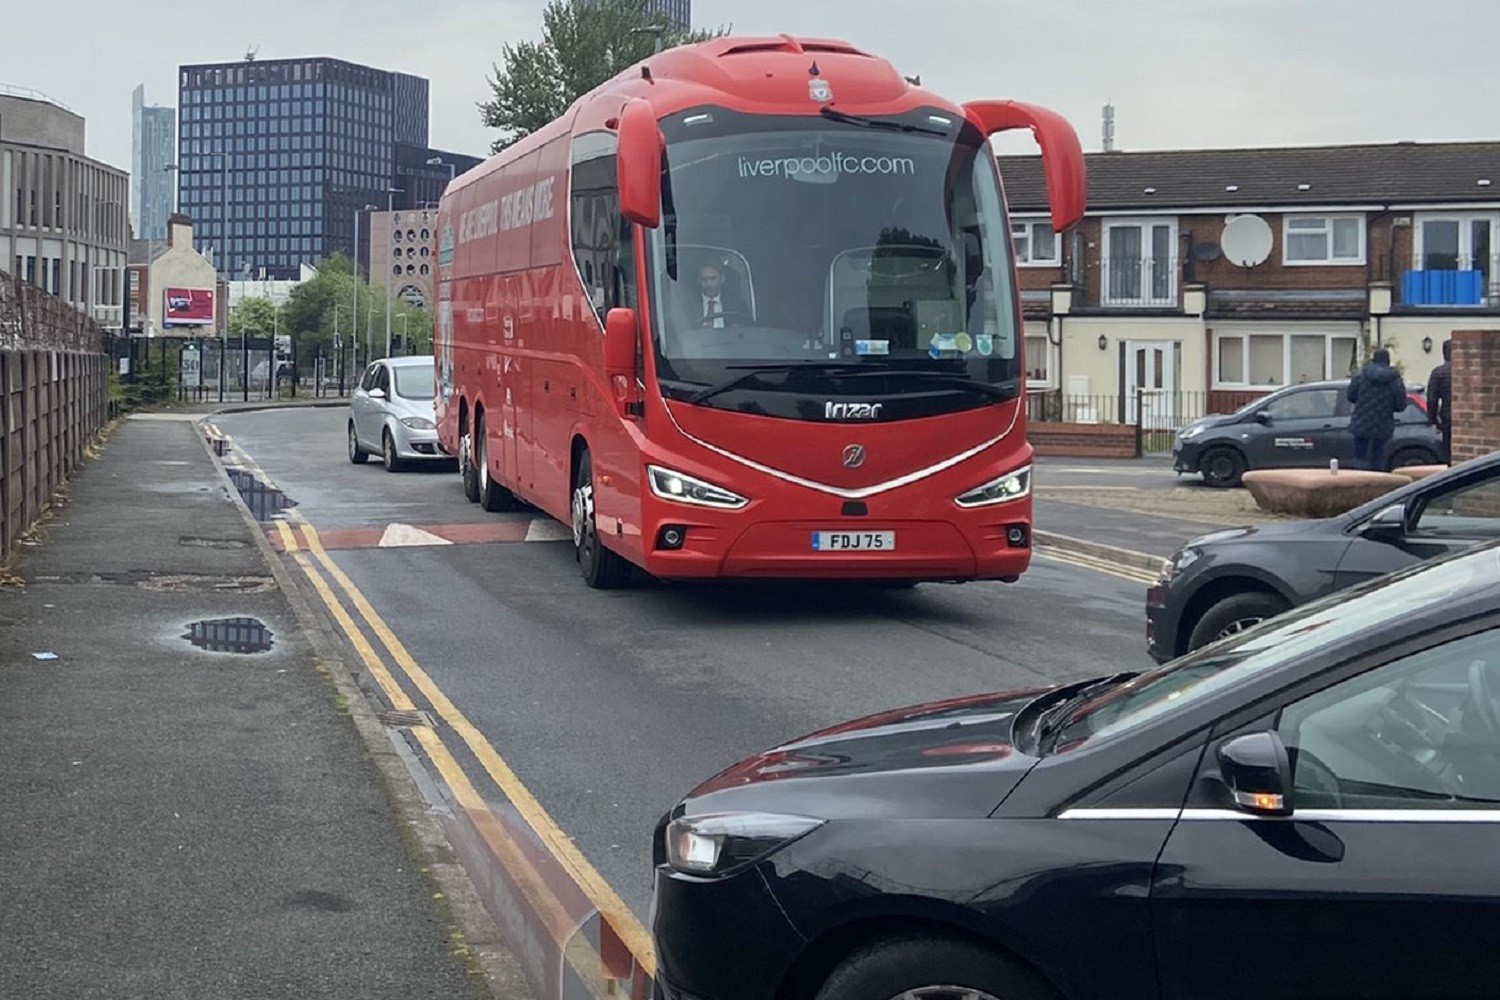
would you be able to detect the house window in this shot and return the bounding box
[1214,332,1360,389]
[1012,219,1059,266]
[1024,332,1051,386]
[1102,219,1177,306]
[1284,215,1364,265]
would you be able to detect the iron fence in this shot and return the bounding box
[1027,389,1225,455]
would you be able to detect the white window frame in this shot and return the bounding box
[1282,214,1366,266]
[1101,217,1178,307]
[1024,326,1053,389]
[1211,331,1361,391]
[1011,217,1060,267]
[1413,212,1499,270]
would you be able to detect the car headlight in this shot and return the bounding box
[647,465,748,509]
[400,416,435,430]
[665,812,825,877]
[1179,425,1204,441]
[955,465,1031,507]
[1162,546,1201,582]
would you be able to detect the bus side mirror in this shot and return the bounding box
[604,307,641,416]
[962,100,1086,234]
[616,99,663,229]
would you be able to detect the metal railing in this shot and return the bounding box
[1027,389,1222,455]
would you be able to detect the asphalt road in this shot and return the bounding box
[217,406,1155,916]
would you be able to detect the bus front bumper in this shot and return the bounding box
[635,497,1032,582]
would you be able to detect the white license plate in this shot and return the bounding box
[811,531,896,552]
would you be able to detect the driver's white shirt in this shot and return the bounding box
[701,294,725,329]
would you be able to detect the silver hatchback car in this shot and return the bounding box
[347,356,447,471]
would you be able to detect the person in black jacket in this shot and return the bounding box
[1427,340,1453,464]
[1346,348,1409,471]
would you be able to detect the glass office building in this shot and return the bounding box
[176,57,476,281]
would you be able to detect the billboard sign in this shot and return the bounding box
[164,287,215,326]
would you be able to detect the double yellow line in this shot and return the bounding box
[209,425,654,997]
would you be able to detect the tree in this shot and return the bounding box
[228,297,281,341]
[480,0,728,152]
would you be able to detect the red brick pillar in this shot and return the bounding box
[1451,330,1500,464]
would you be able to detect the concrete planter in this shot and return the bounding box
[1393,464,1449,482]
[1242,469,1411,519]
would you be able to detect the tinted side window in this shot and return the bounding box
[1413,475,1500,538]
[1278,628,1500,809]
[359,364,380,391]
[375,365,391,394]
[569,132,636,325]
[1266,387,1339,421]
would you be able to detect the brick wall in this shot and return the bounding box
[1029,421,1137,458]
[1450,329,1500,466]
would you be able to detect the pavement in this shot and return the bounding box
[0,405,1266,1000]
[0,412,528,1000]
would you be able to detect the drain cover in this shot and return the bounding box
[183,617,274,654]
[376,709,434,728]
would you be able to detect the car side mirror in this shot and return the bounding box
[1362,503,1407,540]
[1217,731,1293,817]
[604,307,642,417]
[1252,410,1272,425]
[368,388,387,400]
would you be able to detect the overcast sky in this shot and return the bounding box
[5,0,1494,172]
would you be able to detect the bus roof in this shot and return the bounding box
[450,34,960,190]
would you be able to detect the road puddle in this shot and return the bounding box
[182,616,275,654]
[225,467,297,522]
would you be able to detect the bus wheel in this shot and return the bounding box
[475,415,516,513]
[572,450,633,589]
[460,430,480,503]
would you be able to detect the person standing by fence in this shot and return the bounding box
[1346,348,1409,472]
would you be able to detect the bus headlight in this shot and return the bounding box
[648,465,749,509]
[955,466,1031,507]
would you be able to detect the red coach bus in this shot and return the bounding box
[433,35,1085,588]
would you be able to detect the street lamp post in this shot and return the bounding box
[352,202,377,376]
[383,187,401,359]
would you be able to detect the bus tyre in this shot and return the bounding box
[572,450,632,589]
[460,431,480,503]
[475,415,517,513]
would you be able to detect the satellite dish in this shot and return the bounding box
[1221,215,1273,267]
[1193,241,1223,264]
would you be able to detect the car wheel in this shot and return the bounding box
[572,449,633,589]
[348,422,369,464]
[475,414,516,512]
[382,429,404,473]
[1390,447,1435,469]
[460,430,481,503]
[1200,446,1246,488]
[1187,591,1290,653]
[815,936,1054,1000]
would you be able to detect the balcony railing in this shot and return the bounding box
[1388,252,1500,308]
[1070,255,1181,309]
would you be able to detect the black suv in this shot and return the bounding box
[1147,451,1500,662]
[1173,379,1441,487]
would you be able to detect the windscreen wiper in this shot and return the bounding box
[819,106,949,137]
[889,371,1011,399]
[687,362,863,405]
[1032,673,1138,754]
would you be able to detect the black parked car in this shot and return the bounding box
[653,543,1500,1000]
[1173,379,1440,487]
[1147,451,1500,663]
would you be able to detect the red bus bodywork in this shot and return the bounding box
[434,35,1085,586]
